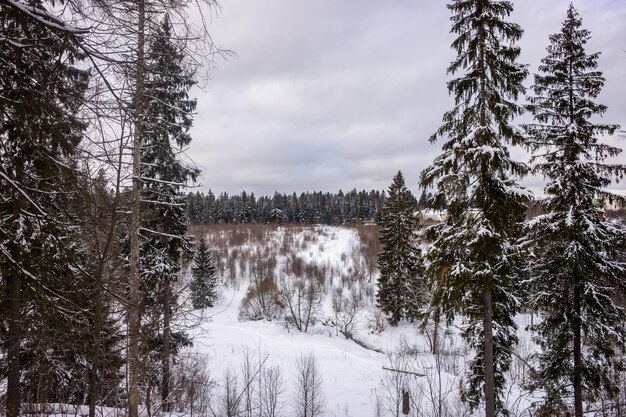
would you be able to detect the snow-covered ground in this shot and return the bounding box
[195,287,384,417]
[186,225,537,417]
[10,222,625,416]
[192,226,390,417]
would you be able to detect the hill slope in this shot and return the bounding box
[185,225,541,417]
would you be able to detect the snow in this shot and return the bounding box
[183,225,538,417]
[5,0,88,34]
[420,209,446,222]
[7,225,549,417]
[192,226,392,416]
[196,287,384,416]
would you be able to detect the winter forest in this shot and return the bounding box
[1,1,626,417]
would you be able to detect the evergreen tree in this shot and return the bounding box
[60,170,124,412]
[190,235,219,309]
[523,6,625,416]
[0,2,89,416]
[139,15,199,413]
[376,171,426,326]
[417,190,429,210]
[184,189,387,226]
[420,1,529,415]
[204,190,216,223]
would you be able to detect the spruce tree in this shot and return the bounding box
[191,235,219,309]
[523,6,625,416]
[139,15,199,413]
[0,2,89,415]
[376,171,426,326]
[417,190,429,210]
[420,1,529,415]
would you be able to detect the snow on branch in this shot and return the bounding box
[140,199,185,207]
[139,176,188,186]
[5,0,89,34]
[140,227,188,240]
[0,170,47,216]
[0,245,89,318]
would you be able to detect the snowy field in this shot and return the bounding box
[191,226,392,417]
[182,225,540,417]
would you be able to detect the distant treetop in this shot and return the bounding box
[186,189,397,225]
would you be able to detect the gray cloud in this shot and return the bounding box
[190,0,626,197]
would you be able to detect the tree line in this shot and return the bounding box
[186,189,397,225]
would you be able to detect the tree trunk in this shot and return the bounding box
[6,272,21,417]
[128,0,145,416]
[432,318,439,355]
[6,162,24,417]
[573,285,583,417]
[89,263,103,417]
[162,281,172,413]
[483,284,496,417]
[88,177,121,417]
[146,379,152,417]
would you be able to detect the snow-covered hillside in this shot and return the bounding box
[184,225,538,417]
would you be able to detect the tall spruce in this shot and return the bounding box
[190,235,219,309]
[376,171,426,326]
[420,1,529,415]
[523,6,626,416]
[0,2,89,416]
[139,15,199,414]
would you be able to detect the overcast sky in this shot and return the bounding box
[189,0,626,197]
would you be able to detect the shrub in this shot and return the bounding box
[239,279,284,321]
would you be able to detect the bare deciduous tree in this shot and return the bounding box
[331,287,361,339]
[281,278,322,333]
[240,254,283,321]
[293,353,326,417]
[378,355,415,417]
[169,353,215,417]
[260,366,285,417]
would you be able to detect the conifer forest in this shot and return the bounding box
[1,1,625,417]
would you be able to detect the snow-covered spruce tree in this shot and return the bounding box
[191,234,219,309]
[420,1,529,415]
[523,6,626,417]
[376,171,426,326]
[139,15,199,414]
[0,2,89,416]
[18,172,125,408]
